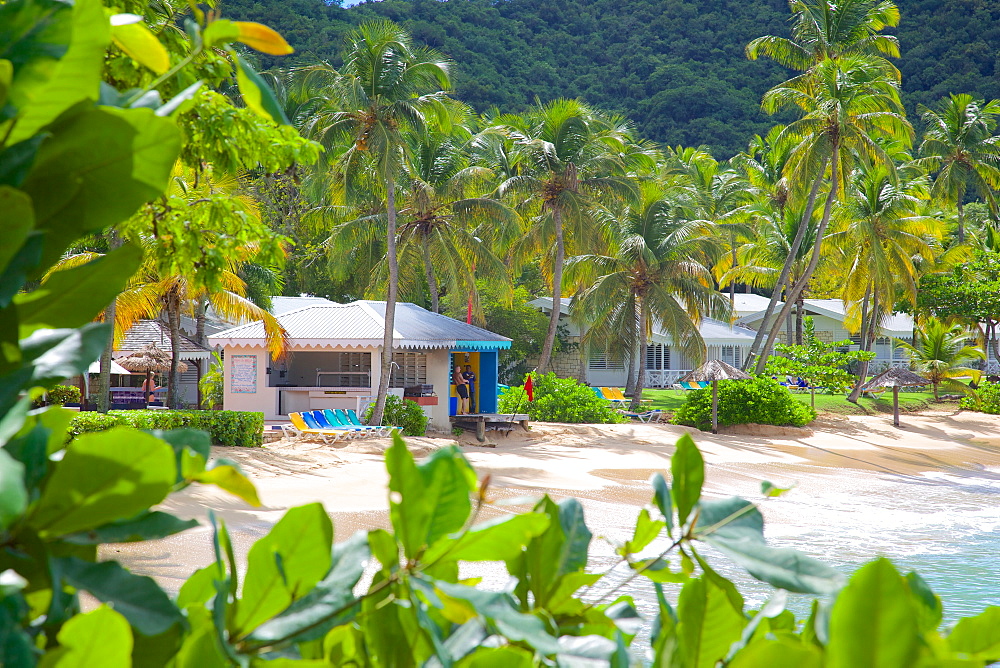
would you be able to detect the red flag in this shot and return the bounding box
[524,374,534,402]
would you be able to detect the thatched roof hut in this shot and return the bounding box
[863,367,929,427]
[680,360,752,434]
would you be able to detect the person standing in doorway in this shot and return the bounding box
[453,364,469,415]
[463,364,477,414]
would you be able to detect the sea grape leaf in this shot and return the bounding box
[176,564,221,610]
[0,449,27,529]
[0,187,32,276]
[234,22,293,55]
[29,427,175,537]
[424,512,550,563]
[386,436,476,558]
[16,242,142,335]
[20,106,180,270]
[651,471,673,532]
[110,17,170,74]
[234,54,290,124]
[905,570,943,633]
[825,558,922,668]
[946,606,1000,661]
[189,465,260,507]
[670,433,703,527]
[675,576,746,668]
[37,605,131,668]
[246,531,369,646]
[20,323,110,388]
[62,510,198,545]
[9,0,108,145]
[59,557,182,636]
[729,637,822,668]
[624,507,665,554]
[234,503,334,635]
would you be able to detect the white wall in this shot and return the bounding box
[221,345,276,418]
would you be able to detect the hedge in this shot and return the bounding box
[673,376,816,431]
[69,410,264,448]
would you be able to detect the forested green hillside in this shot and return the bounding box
[225,0,1000,157]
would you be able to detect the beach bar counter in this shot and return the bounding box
[209,301,511,431]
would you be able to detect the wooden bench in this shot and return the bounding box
[450,413,530,442]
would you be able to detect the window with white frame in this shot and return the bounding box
[721,346,742,367]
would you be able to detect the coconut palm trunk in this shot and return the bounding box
[847,284,874,403]
[630,299,648,411]
[97,231,122,412]
[421,233,440,313]
[536,208,564,372]
[756,150,840,373]
[745,159,828,370]
[166,288,182,409]
[372,181,400,426]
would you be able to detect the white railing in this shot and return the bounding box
[644,370,691,387]
[986,360,1000,375]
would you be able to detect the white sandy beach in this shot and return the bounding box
[106,408,1000,595]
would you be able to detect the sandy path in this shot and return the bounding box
[108,409,1000,593]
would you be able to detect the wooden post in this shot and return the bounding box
[893,386,900,427]
[712,380,719,434]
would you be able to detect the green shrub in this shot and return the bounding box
[673,376,816,431]
[47,384,81,405]
[199,351,225,408]
[366,394,428,436]
[498,372,627,424]
[69,410,264,447]
[960,381,1000,414]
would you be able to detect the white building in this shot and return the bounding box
[529,297,758,387]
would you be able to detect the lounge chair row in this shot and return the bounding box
[283,409,399,443]
[675,381,710,390]
[593,386,652,405]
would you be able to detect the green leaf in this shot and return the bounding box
[111,17,170,74]
[425,512,550,563]
[15,242,142,335]
[905,570,942,633]
[20,323,110,388]
[234,54,291,125]
[630,557,688,584]
[386,436,476,558]
[246,531,369,646]
[455,647,534,667]
[59,557,183,636]
[650,472,673,532]
[624,508,665,554]
[826,558,922,668]
[202,19,241,48]
[729,637,823,668]
[0,234,42,310]
[675,576,746,668]
[9,0,109,145]
[29,427,176,537]
[947,606,1000,661]
[190,465,260,507]
[21,106,181,270]
[62,511,198,544]
[0,187,32,276]
[694,497,844,595]
[670,433,703,527]
[234,503,334,635]
[0,448,27,529]
[171,607,228,668]
[176,564,221,609]
[761,481,795,497]
[38,605,131,668]
[0,135,46,189]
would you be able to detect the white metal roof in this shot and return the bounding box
[529,297,758,346]
[209,300,511,351]
[736,298,914,338]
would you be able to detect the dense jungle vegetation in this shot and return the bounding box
[223,0,1000,157]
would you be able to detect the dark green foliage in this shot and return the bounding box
[674,376,816,431]
[45,385,81,405]
[223,0,999,157]
[68,410,265,448]
[498,372,627,423]
[961,382,1000,415]
[364,394,428,436]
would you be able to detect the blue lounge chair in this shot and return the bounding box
[312,410,364,437]
[328,409,378,437]
[344,409,398,437]
[284,412,349,444]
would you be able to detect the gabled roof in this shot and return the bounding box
[270,295,337,315]
[113,320,211,360]
[731,293,773,318]
[736,299,914,338]
[529,297,757,345]
[208,301,511,351]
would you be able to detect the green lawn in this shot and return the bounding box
[640,387,952,417]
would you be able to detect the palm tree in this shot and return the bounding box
[565,182,729,409]
[302,21,451,424]
[327,103,517,315]
[827,164,938,400]
[499,100,652,372]
[751,55,912,372]
[744,0,904,370]
[915,94,1000,243]
[898,317,985,400]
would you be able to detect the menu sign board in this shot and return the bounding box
[231,355,257,394]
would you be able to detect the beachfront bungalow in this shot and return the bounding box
[736,298,914,369]
[112,319,211,405]
[207,300,511,429]
[528,297,758,387]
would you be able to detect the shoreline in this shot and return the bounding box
[109,409,1000,594]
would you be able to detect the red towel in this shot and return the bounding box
[525,375,534,402]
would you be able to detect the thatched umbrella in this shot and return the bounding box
[679,360,751,434]
[118,344,187,405]
[863,367,929,428]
